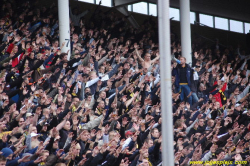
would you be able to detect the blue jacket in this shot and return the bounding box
[6,159,18,166]
[172,63,192,88]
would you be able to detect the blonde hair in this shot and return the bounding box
[89,71,97,76]
[180,56,186,61]
[174,119,183,129]
[40,150,49,156]
[76,143,81,149]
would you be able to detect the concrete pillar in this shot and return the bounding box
[158,0,174,165]
[180,0,192,65]
[58,0,71,60]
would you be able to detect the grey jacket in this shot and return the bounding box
[81,115,103,130]
[69,8,89,27]
[235,85,250,102]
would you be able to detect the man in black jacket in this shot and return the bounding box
[172,56,193,105]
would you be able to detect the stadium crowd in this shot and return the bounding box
[0,0,250,166]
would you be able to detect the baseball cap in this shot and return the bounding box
[82,73,89,77]
[235,103,241,107]
[125,131,133,137]
[26,113,33,118]
[31,133,40,138]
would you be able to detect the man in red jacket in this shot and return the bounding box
[210,75,228,107]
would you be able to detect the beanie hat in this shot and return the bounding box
[1,148,13,158]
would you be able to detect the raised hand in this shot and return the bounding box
[68,132,74,139]
[96,130,103,140]
[20,106,27,115]
[22,87,29,95]
[133,123,139,131]
[90,129,96,138]
[34,156,43,164]
[56,149,64,158]
[78,158,87,166]
[19,155,31,163]
[51,127,57,138]
[2,134,7,143]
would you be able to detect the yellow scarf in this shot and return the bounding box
[0,131,11,139]
[96,107,103,115]
[147,158,153,166]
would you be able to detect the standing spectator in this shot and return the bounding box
[172,56,193,105]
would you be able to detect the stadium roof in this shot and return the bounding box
[113,0,250,22]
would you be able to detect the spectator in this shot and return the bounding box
[0,155,6,166]
[172,56,193,105]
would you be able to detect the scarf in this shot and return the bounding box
[147,158,153,166]
[219,90,227,105]
[39,162,45,166]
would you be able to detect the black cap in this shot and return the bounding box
[44,46,50,50]
[82,73,89,77]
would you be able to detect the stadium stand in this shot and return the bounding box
[0,0,250,166]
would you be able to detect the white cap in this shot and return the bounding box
[26,113,33,118]
[30,133,39,138]
[235,103,241,107]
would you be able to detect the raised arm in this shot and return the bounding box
[236,83,250,102]
[135,49,144,62]
[125,91,139,108]
[171,48,181,64]
[56,114,69,131]
[85,77,100,88]
[77,10,89,18]
[82,52,91,66]
[150,52,160,64]
[98,54,108,66]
